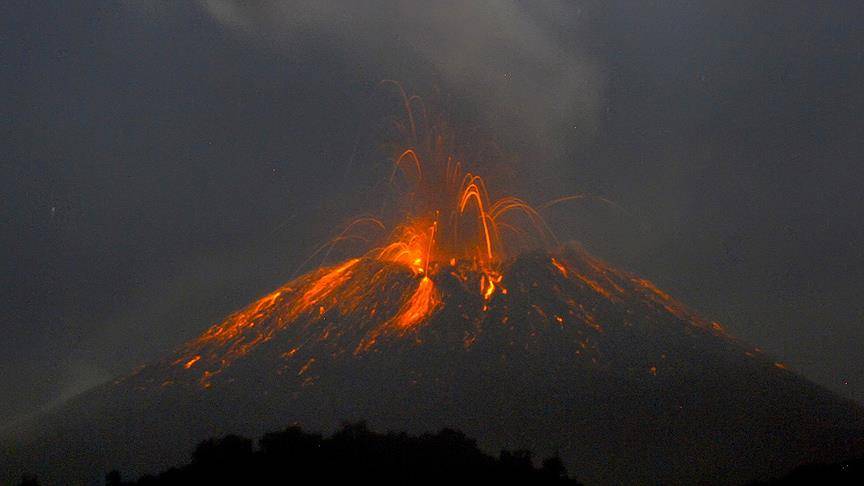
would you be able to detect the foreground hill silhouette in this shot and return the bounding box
[3,245,863,485]
[749,454,864,485]
[84,422,576,485]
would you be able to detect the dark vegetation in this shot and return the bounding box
[15,421,861,485]
[20,422,579,485]
[750,454,864,485]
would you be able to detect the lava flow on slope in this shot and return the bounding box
[127,83,590,389]
[140,242,736,392]
[127,83,723,391]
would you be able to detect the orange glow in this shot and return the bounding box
[354,275,441,353]
[292,258,360,317]
[172,259,361,387]
[575,273,613,300]
[157,85,744,391]
[298,358,315,376]
[458,175,496,261]
[479,271,504,301]
[633,277,672,301]
[393,276,440,329]
[376,220,436,276]
[184,355,201,369]
[482,276,495,300]
[390,149,423,183]
[361,83,565,283]
[550,257,569,278]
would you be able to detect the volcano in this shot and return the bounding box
[5,92,864,484]
[3,244,863,485]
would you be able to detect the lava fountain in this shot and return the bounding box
[156,83,588,388]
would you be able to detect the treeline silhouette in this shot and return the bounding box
[19,422,580,485]
[749,454,863,485]
[17,420,860,485]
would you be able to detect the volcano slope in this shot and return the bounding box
[2,244,863,485]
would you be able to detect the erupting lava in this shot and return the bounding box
[151,83,718,389]
[357,85,559,310]
[151,84,586,387]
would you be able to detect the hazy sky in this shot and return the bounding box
[2,0,863,424]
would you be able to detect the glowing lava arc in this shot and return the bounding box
[291,85,576,339]
[171,84,614,379]
[356,83,581,309]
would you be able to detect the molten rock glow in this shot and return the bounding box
[143,85,737,389]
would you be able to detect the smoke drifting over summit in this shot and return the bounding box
[197,0,603,172]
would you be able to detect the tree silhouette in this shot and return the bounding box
[542,456,568,480]
[17,475,39,486]
[105,470,122,486]
[104,422,581,484]
[16,423,861,485]
[749,454,863,485]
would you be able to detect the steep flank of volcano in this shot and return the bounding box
[128,243,735,391]
[3,245,863,485]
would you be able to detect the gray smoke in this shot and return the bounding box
[197,0,603,175]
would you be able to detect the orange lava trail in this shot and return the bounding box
[393,276,440,329]
[167,84,628,379]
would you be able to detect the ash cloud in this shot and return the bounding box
[197,0,603,177]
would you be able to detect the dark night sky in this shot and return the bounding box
[2,1,863,424]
